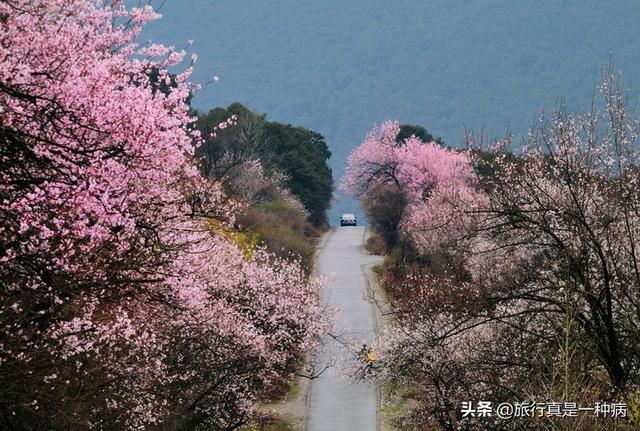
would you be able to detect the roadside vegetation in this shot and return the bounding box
[343,69,640,430]
[193,103,332,275]
[0,2,331,430]
[195,103,333,226]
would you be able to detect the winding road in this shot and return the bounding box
[306,226,383,430]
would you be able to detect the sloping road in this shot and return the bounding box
[306,226,383,430]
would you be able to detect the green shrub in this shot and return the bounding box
[237,200,318,273]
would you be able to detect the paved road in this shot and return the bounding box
[306,226,383,431]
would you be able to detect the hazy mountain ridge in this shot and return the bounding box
[141,0,640,220]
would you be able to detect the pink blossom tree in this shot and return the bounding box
[341,120,481,252]
[346,70,640,430]
[0,1,328,429]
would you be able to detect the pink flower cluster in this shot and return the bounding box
[341,120,483,252]
[209,114,239,140]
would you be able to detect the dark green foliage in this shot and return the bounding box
[194,103,333,226]
[194,103,266,180]
[262,122,333,226]
[396,124,443,145]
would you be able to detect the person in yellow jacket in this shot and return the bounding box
[357,344,377,378]
[358,344,376,362]
[366,347,376,363]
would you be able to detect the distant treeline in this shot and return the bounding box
[193,103,333,227]
[189,103,333,273]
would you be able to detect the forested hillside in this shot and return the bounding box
[192,103,333,271]
[194,103,333,227]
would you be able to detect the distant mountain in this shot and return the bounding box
[141,0,640,223]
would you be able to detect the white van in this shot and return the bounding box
[340,213,357,226]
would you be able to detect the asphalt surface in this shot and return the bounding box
[306,226,383,431]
